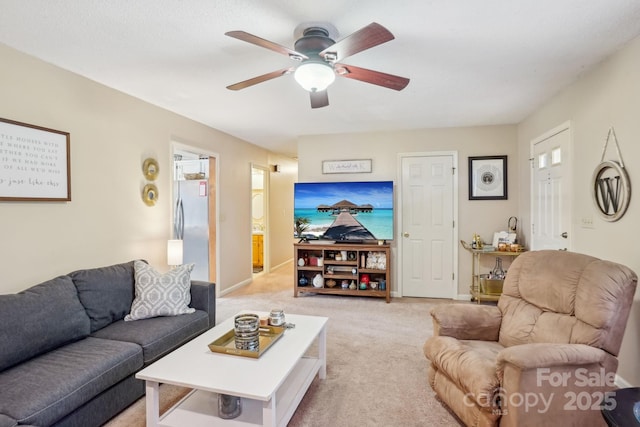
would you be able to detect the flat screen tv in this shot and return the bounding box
[294,181,394,242]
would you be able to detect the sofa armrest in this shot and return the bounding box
[190,280,216,328]
[430,304,502,341]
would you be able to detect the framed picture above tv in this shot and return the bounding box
[294,181,394,242]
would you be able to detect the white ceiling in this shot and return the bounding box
[1,1,640,158]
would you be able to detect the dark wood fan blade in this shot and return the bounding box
[310,90,329,109]
[225,31,308,60]
[335,64,409,91]
[319,23,394,62]
[226,68,294,91]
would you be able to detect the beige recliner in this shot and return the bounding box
[424,250,637,427]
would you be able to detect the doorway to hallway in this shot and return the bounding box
[251,165,269,275]
[171,143,219,290]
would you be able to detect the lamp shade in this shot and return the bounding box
[167,239,184,266]
[294,61,335,92]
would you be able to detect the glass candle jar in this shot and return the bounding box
[268,309,285,326]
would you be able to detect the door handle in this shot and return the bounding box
[175,198,184,239]
[561,232,568,238]
[403,232,410,238]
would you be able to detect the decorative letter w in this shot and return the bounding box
[596,176,620,215]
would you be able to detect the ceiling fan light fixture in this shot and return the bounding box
[294,61,335,92]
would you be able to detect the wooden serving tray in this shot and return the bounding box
[208,325,285,358]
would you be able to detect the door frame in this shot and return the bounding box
[397,151,459,299]
[251,163,270,275]
[171,141,221,298]
[529,121,573,251]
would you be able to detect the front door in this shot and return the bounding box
[400,154,455,298]
[531,124,572,250]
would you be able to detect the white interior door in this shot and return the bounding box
[531,125,572,250]
[400,154,455,298]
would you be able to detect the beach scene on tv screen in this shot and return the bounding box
[294,181,394,241]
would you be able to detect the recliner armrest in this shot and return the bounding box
[430,304,502,341]
[497,343,606,372]
[496,343,614,427]
[189,280,216,328]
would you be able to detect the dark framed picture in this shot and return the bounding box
[468,155,507,200]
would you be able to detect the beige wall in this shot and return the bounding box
[3,28,637,385]
[517,36,640,385]
[297,33,640,385]
[297,125,519,297]
[0,43,293,295]
[266,153,298,269]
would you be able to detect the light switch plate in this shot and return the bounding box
[580,216,595,229]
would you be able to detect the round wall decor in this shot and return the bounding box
[142,158,159,181]
[142,183,158,206]
[591,127,631,222]
[591,160,630,222]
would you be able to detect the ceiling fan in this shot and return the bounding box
[225,22,410,109]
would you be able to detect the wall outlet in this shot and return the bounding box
[580,216,595,229]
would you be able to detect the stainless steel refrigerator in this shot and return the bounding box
[174,176,210,282]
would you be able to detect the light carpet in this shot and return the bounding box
[105,262,463,426]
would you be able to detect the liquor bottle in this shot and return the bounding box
[491,258,505,280]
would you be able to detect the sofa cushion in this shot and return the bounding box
[0,337,142,427]
[125,261,195,321]
[0,414,16,427]
[0,276,90,371]
[93,309,209,364]
[70,260,138,332]
[424,336,504,408]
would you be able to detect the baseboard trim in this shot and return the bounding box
[614,374,632,388]
[220,278,252,296]
[271,259,292,271]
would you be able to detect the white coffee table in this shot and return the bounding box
[136,311,328,427]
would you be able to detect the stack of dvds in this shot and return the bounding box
[234,314,259,352]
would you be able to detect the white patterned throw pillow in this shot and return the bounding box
[125,261,196,321]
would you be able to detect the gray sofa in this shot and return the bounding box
[0,260,216,427]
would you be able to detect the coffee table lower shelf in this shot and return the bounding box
[155,357,322,427]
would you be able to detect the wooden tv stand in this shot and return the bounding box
[294,242,391,303]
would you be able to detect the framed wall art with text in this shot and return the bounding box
[0,118,71,201]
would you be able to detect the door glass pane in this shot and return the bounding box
[551,147,562,165]
[538,153,548,169]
